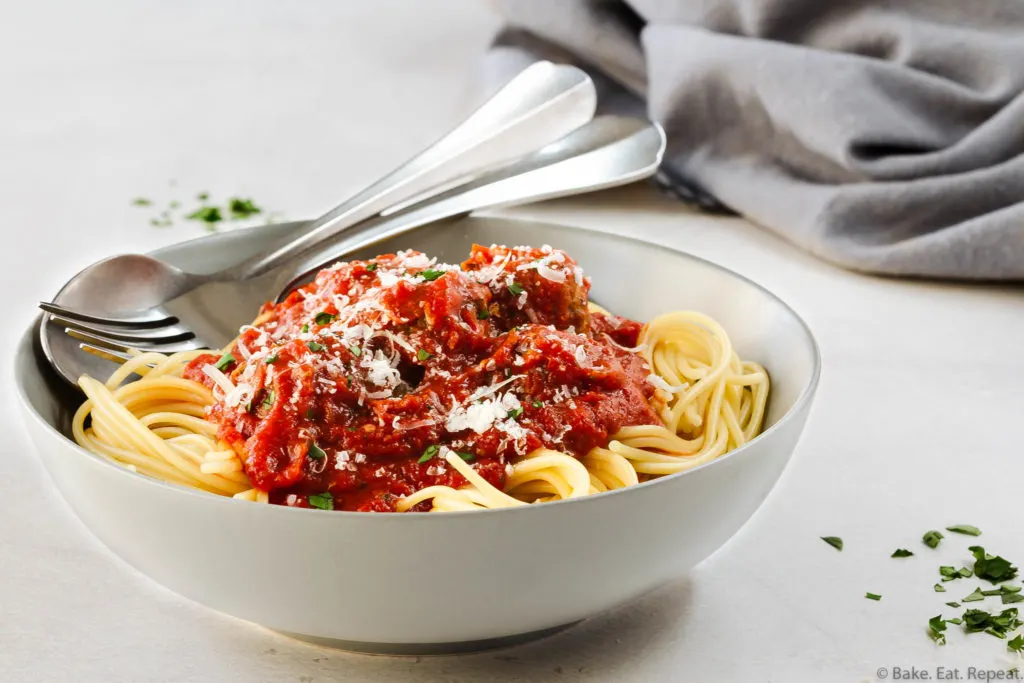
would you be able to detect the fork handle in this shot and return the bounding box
[228,61,596,281]
[272,116,666,301]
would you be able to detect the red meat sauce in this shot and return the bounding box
[183,244,659,512]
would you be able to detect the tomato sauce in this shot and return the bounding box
[185,245,660,512]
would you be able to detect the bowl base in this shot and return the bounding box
[273,620,581,656]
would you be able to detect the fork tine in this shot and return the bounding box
[39,302,179,329]
[64,327,204,354]
[79,342,138,366]
[51,315,196,344]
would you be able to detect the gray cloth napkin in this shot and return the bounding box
[484,0,1024,279]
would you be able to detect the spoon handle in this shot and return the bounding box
[273,116,666,300]
[232,61,596,280]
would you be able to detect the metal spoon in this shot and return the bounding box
[41,116,665,386]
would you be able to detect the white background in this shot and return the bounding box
[2,1,1023,681]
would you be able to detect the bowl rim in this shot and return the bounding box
[18,217,821,521]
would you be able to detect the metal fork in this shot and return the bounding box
[41,116,666,371]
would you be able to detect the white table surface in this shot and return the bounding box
[3,2,1023,681]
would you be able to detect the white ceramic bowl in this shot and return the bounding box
[16,216,820,653]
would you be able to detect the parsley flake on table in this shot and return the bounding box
[969,545,1019,584]
[892,548,914,558]
[821,536,843,551]
[228,197,262,220]
[946,524,982,536]
[866,592,882,601]
[928,615,948,645]
[923,530,944,549]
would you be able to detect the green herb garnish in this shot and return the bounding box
[197,192,209,201]
[821,536,843,552]
[963,588,986,603]
[265,353,279,364]
[507,407,523,419]
[214,352,235,371]
[477,307,490,320]
[228,197,262,220]
[947,524,982,536]
[865,592,882,601]
[456,452,475,462]
[186,206,223,224]
[946,602,961,608]
[969,545,1019,584]
[507,282,525,295]
[301,324,309,333]
[417,349,431,362]
[892,549,914,558]
[532,400,543,408]
[928,615,948,645]
[308,443,327,460]
[418,444,440,464]
[307,341,324,352]
[1009,634,1024,652]
[308,492,333,510]
[366,262,378,272]
[962,607,1022,639]
[923,530,944,549]
[935,584,946,593]
[349,345,361,357]
[419,269,445,281]
[132,197,152,206]
[315,312,336,326]
[305,408,314,419]
[940,565,973,582]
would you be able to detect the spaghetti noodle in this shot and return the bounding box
[71,245,768,512]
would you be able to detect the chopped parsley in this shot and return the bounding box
[923,530,944,549]
[418,444,440,464]
[507,282,525,295]
[946,602,961,608]
[197,192,209,200]
[532,400,543,409]
[946,524,982,536]
[928,615,948,645]
[265,353,279,364]
[349,345,361,357]
[366,262,378,272]
[228,197,262,220]
[186,206,223,224]
[261,390,275,410]
[419,269,445,281]
[214,351,235,371]
[963,588,986,603]
[476,307,489,320]
[131,197,152,206]
[969,545,1018,584]
[1009,634,1024,653]
[308,443,327,460]
[306,341,324,352]
[315,312,336,325]
[308,492,333,510]
[940,565,973,582]
[305,408,315,419]
[934,584,946,593]
[456,452,475,462]
[865,592,882,601]
[507,407,524,419]
[892,549,914,558]
[962,607,1022,639]
[821,536,843,552]
[417,349,431,361]
[301,324,309,333]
